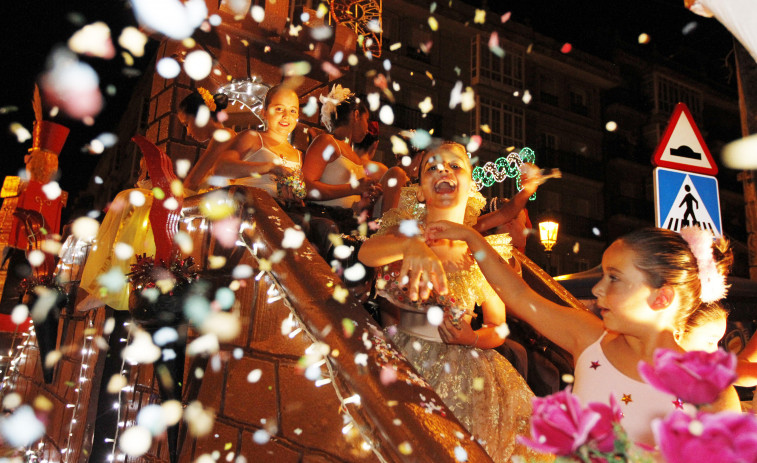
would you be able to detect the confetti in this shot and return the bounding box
[682,21,698,35]
[488,32,505,58]
[2,393,21,411]
[398,442,413,455]
[722,133,757,169]
[107,374,128,393]
[474,9,486,24]
[253,429,271,444]
[333,285,349,303]
[428,16,439,31]
[68,22,115,59]
[200,311,241,342]
[427,306,444,326]
[302,96,318,117]
[367,92,381,111]
[187,333,220,356]
[247,369,263,383]
[418,97,433,114]
[605,121,618,132]
[251,5,265,23]
[282,227,306,249]
[122,330,162,364]
[131,0,207,40]
[10,304,28,325]
[184,50,213,81]
[10,122,31,143]
[137,404,167,436]
[501,12,511,23]
[380,365,398,385]
[467,135,482,153]
[311,25,333,41]
[27,250,45,267]
[494,323,510,339]
[379,105,395,125]
[573,242,580,254]
[72,216,100,241]
[522,90,532,104]
[344,263,366,281]
[40,48,103,121]
[638,33,651,44]
[399,219,421,237]
[119,26,149,58]
[454,446,469,461]
[560,43,572,54]
[0,405,45,447]
[184,401,215,437]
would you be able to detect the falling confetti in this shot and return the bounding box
[722,133,757,169]
[157,57,181,78]
[0,405,45,446]
[251,5,265,23]
[474,9,486,24]
[68,22,116,59]
[605,121,618,132]
[40,47,103,121]
[638,33,651,44]
[131,0,208,40]
[9,122,31,143]
[184,50,213,81]
[302,96,318,116]
[282,227,306,249]
[418,97,433,114]
[379,105,395,125]
[41,181,62,200]
[428,16,439,31]
[488,32,505,58]
[427,306,444,326]
[71,216,100,241]
[561,43,572,54]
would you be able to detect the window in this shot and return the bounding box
[471,35,523,88]
[475,97,525,148]
[569,88,588,116]
[407,24,433,63]
[655,74,702,120]
[540,75,559,106]
[541,133,558,152]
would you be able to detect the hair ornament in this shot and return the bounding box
[679,226,729,303]
[197,87,217,112]
[319,84,354,132]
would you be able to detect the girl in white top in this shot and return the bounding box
[423,224,741,447]
[303,84,380,216]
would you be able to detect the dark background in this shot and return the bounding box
[0,0,737,209]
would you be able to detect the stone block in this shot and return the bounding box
[193,419,240,460]
[239,429,301,463]
[222,356,277,426]
[194,356,225,412]
[155,88,176,120]
[278,362,368,460]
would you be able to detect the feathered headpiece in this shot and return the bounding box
[679,226,729,303]
[197,87,216,112]
[319,84,354,132]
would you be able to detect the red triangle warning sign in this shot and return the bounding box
[652,103,718,175]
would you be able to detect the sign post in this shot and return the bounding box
[652,103,721,235]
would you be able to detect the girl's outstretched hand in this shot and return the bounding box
[426,220,475,243]
[438,316,477,346]
[400,238,448,301]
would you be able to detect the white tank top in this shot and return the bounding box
[311,136,365,209]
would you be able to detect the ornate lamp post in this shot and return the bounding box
[539,217,559,275]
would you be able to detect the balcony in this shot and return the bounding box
[393,104,442,132]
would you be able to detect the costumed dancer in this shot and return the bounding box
[358,142,549,462]
[426,221,741,446]
[303,84,381,233]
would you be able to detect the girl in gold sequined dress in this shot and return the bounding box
[358,142,549,463]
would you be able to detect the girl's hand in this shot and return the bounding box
[426,220,475,243]
[354,176,377,195]
[438,317,477,346]
[268,163,294,177]
[400,238,448,300]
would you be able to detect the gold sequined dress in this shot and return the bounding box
[375,186,548,463]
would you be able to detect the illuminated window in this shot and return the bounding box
[475,97,525,148]
[471,35,523,88]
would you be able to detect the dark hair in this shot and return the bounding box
[619,227,732,330]
[179,89,229,121]
[353,120,379,152]
[683,302,728,335]
[330,93,368,130]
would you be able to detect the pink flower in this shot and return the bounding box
[518,389,601,455]
[638,348,736,405]
[654,410,757,463]
[586,395,623,453]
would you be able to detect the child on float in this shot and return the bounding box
[424,222,741,446]
[676,301,728,353]
[358,141,549,463]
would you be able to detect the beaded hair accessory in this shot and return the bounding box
[679,226,729,303]
[197,87,217,112]
[319,84,354,132]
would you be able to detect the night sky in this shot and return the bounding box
[0,0,737,208]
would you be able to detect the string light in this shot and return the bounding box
[472,147,536,192]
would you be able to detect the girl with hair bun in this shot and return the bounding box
[425,223,741,446]
[302,84,381,232]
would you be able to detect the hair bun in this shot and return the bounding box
[213,93,229,111]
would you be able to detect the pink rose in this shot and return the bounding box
[586,395,623,453]
[654,410,757,463]
[638,348,736,405]
[518,389,601,455]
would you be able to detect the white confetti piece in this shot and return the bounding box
[114,242,134,260]
[131,0,207,40]
[156,57,181,78]
[454,445,469,461]
[355,352,368,366]
[123,331,162,364]
[333,244,353,259]
[250,5,265,22]
[187,333,220,356]
[40,180,60,200]
[119,26,149,57]
[27,250,45,268]
[398,219,421,237]
[367,92,381,111]
[494,323,510,339]
[302,96,318,117]
[10,305,28,325]
[119,425,153,456]
[162,400,183,426]
[72,216,100,241]
[427,306,444,326]
[10,123,31,143]
[68,22,115,59]
[0,405,45,446]
[137,404,167,436]
[2,393,21,411]
[253,429,271,444]
[200,311,241,342]
[107,374,128,393]
[722,133,757,169]
[247,369,262,383]
[418,97,433,114]
[562,373,575,384]
[282,227,306,249]
[573,242,580,254]
[282,60,312,77]
[605,121,617,132]
[343,263,366,281]
[184,50,213,81]
[232,264,253,280]
[521,90,532,104]
[310,25,333,41]
[40,48,103,121]
[379,105,394,125]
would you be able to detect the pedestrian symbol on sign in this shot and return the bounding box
[654,167,722,236]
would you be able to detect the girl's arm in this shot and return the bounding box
[358,231,448,300]
[474,164,541,232]
[183,128,236,190]
[302,134,372,200]
[427,221,603,358]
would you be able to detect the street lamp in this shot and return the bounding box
[539,218,559,275]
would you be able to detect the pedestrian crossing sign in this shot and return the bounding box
[654,167,721,235]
